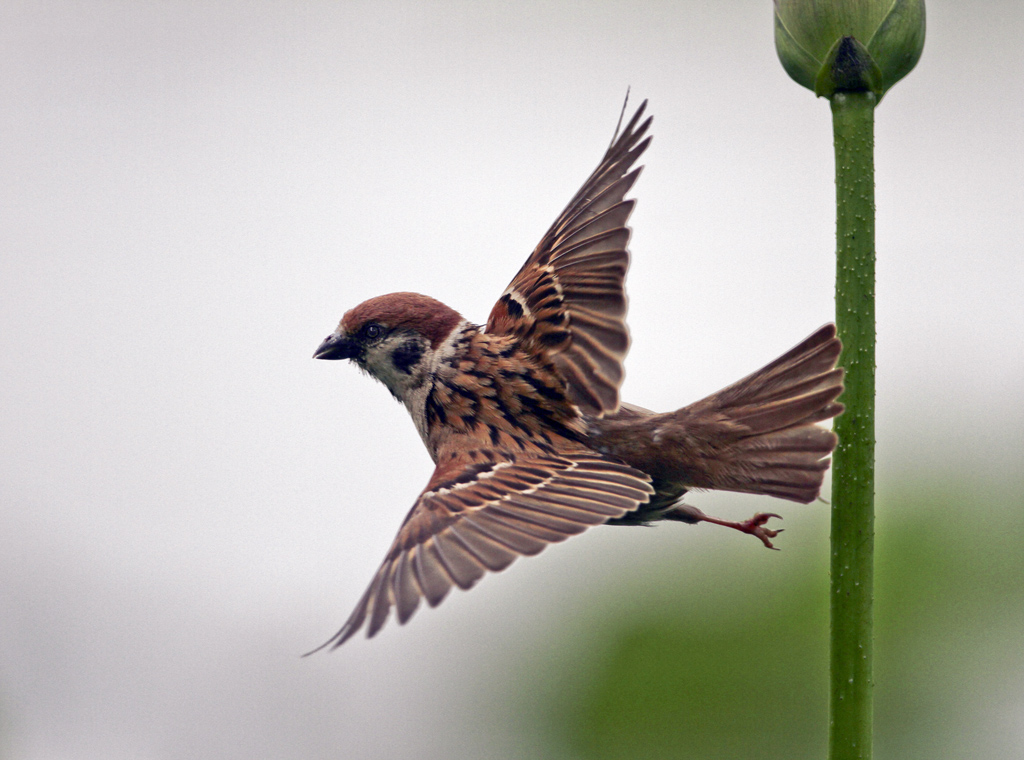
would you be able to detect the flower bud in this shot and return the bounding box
[774,0,925,98]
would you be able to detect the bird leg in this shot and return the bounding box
[663,505,784,550]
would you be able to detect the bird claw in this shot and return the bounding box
[733,512,784,550]
[680,509,784,550]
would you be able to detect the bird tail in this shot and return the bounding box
[595,324,844,504]
[676,323,844,502]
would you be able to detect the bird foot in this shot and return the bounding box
[665,506,784,549]
[702,511,784,550]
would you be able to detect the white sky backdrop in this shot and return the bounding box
[1,2,1022,758]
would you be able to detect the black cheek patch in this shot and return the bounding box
[391,340,425,374]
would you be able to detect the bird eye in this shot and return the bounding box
[364,323,383,340]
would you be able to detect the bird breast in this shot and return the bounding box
[413,324,586,462]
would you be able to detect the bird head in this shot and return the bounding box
[314,292,464,401]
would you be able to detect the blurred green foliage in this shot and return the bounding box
[510,476,1024,759]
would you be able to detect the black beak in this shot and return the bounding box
[313,333,359,360]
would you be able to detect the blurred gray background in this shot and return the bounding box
[2,2,1021,759]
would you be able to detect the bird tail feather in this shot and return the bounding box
[595,324,844,504]
[670,323,844,502]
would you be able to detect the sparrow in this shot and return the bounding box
[312,100,844,649]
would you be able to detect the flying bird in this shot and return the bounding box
[312,101,843,649]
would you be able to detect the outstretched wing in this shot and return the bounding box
[312,449,652,650]
[486,101,653,417]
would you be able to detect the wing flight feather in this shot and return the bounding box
[486,101,653,416]
[309,450,652,650]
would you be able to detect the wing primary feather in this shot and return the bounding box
[366,561,396,638]
[533,484,640,512]
[414,540,454,607]
[419,540,459,603]
[393,551,422,625]
[433,530,487,589]
[509,493,620,523]
[447,523,520,572]
[488,500,596,534]
[463,512,550,555]
[553,475,653,500]
[303,569,377,654]
[482,504,585,539]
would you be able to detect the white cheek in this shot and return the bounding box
[363,348,402,389]
[363,340,434,451]
[362,332,434,393]
[358,321,470,459]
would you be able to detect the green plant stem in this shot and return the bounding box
[829,90,877,760]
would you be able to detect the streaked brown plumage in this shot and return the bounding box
[312,101,843,649]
